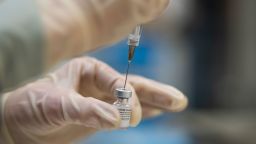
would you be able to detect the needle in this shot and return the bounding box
[123,25,142,89]
[124,45,136,88]
[123,61,131,89]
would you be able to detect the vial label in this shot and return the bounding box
[116,107,131,128]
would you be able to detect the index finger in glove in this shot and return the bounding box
[128,75,188,112]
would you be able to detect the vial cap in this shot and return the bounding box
[115,88,132,99]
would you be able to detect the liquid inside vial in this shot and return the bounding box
[113,88,132,128]
[113,99,131,128]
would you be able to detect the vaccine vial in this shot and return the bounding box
[113,88,132,128]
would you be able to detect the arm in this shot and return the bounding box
[0,0,45,143]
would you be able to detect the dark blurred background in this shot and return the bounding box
[81,0,256,144]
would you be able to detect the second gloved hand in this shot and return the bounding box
[1,57,187,144]
[38,0,170,67]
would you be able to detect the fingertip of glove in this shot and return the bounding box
[130,101,142,127]
[100,104,122,129]
[169,92,188,112]
[110,106,122,129]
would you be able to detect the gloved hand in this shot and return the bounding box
[37,0,170,67]
[1,57,187,144]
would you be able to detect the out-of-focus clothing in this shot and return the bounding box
[0,0,45,93]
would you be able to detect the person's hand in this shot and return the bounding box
[37,0,170,67]
[1,57,187,144]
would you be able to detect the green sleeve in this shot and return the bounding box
[0,0,45,93]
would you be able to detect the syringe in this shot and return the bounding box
[124,25,143,88]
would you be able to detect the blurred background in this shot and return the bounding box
[80,0,256,144]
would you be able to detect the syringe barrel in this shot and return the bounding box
[127,25,143,47]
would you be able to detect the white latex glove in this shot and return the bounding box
[37,0,170,67]
[1,57,187,144]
